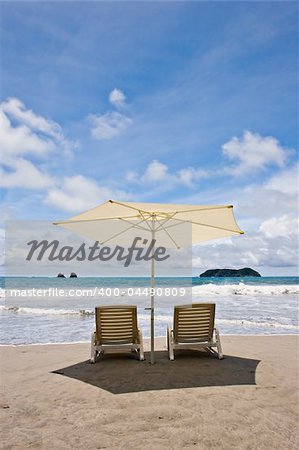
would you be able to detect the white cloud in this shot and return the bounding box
[88,111,132,140]
[0,98,75,157]
[88,89,131,140]
[0,227,4,269]
[0,109,55,160]
[259,215,299,239]
[109,88,126,108]
[1,98,62,140]
[232,165,298,223]
[126,170,139,182]
[126,159,209,188]
[144,160,168,182]
[264,164,298,194]
[222,130,289,175]
[0,98,77,190]
[0,158,54,189]
[177,167,210,187]
[180,162,298,273]
[46,175,130,213]
[192,231,298,273]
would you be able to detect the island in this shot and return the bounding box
[57,273,66,278]
[200,268,261,277]
[69,272,78,278]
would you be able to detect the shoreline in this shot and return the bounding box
[1,332,298,347]
[2,335,298,449]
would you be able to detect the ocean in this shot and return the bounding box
[1,276,298,345]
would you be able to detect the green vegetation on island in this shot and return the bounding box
[200,268,261,277]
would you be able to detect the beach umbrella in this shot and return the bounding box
[54,200,243,363]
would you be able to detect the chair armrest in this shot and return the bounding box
[91,331,97,345]
[137,328,143,344]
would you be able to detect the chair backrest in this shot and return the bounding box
[173,303,215,343]
[95,305,139,345]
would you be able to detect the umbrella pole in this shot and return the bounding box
[150,221,155,364]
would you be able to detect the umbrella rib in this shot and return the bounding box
[108,199,150,215]
[138,211,154,232]
[154,213,177,232]
[155,220,185,233]
[118,217,150,232]
[174,205,233,214]
[54,205,235,226]
[155,218,180,249]
[54,215,139,225]
[172,217,244,234]
[99,218,149,245]
[110,201,233,215]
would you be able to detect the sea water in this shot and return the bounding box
[0,276,298,345]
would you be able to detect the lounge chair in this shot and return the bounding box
[167,303,223,360]
[90,305,144,363]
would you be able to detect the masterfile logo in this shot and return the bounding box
[26,238,170,267]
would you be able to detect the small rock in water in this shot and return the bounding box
[80,309,94,316]
[70,272,77,278]
[57,273,65,278]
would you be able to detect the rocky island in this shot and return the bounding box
[57,273,78,278]
[200,268,261,277]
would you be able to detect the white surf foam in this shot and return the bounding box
[0,305,94,316]
[192,283,298,296]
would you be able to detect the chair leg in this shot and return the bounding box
[215,328,223,359]
[167,327,174,361]
[138,329,145,361]
[90,332,96,363]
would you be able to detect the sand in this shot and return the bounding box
[1,335,298,450]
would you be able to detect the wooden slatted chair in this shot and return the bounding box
[90,305,144,363]
[167,303,223,360]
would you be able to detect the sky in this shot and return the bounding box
[0,1,298,276]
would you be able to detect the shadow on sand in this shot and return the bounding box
[52,349,260,394]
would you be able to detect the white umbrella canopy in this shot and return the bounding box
[55,200,243,245]
[55,199,244,363]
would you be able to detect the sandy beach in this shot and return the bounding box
[1,335,298,449]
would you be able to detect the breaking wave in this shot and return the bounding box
[192,283,298,296]
[0,305,297,331]
[0,305,94,316]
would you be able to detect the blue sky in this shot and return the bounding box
[1,1,298,275]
